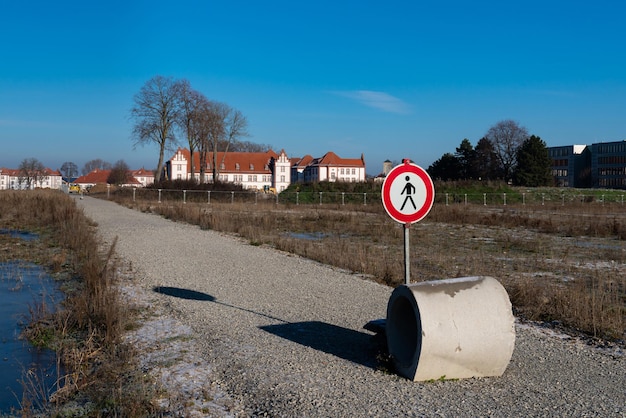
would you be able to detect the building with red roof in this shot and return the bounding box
[131,168,155,187]
[166,148,366,191]
[301,152,366,183]
[74,168,146,190]
[0,167,62,190]
[167,148,291,192]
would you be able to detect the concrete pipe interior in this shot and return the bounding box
[386,290,420,370]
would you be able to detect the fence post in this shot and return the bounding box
[275,193,279,205]
[158,189,162,203]
[319,192,323,205]
[503,193,506,206]
[464,194,467,205]
[342,192,345,205]
[364,192,367,206]
[445,193,449,206]
[483,193,486,206]
[107,184,110,199]
[522,193,525,205]
[183,190,187,204]
[231,191,234,204]
[255,191,258,205]
[542,193,545,205]
[296,192,299,205]
[133,187,136,202]
[207,191,211,204]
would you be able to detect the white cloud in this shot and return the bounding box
[334,90,411,114]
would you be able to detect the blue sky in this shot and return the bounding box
[1,1,624,176]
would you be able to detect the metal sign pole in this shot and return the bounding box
[404,223,410,285]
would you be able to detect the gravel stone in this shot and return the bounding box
[77,196,625,417]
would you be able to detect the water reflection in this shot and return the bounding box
[0,229,39,241]
[0,261,61,413]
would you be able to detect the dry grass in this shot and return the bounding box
[110,192,625,342]
[0,190,158,416]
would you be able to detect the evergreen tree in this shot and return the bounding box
[474,137,501,180]
[513,135,553,186]
[427,153,462,181]
[455,138,477,179]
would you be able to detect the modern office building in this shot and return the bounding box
[548,140,626,189]
[590,140,626,189]
[548,145,591,188]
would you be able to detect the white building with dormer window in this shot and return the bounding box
[166,148,292,192]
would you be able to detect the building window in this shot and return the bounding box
[281,166,285,172]
[235,163,240,171]
[280,175,285,183]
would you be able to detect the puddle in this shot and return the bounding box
[0,261,62,414]
[574,240,623,251]
[284,232,351,241]
[285,232,329,240]
[0,229,39,241]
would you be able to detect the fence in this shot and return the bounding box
[104,186,626,208]
[439,192,626,206]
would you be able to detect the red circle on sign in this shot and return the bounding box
[381,162,435,224]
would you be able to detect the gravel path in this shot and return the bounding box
[77,196,625,417]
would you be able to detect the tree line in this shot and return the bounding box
[427,119,553,187]
[130,75,269,183]
[14,75,266,188]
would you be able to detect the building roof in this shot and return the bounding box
[0,167,61,176]
[172,148,280,174]
[132,168,154,177]
[291,155,314,168]
[310,151,365,167]
[75,168,111,184]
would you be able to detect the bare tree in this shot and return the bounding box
[18,158,46,189]
[231,140,272,152]
[207,102,249,182]
[107,160,132,185]
[190,100,249,183]
[177,80,207,181]
[82,159,111,175]
[191,95,215,183]
[484,120,529,181]
[130,75,182,181]
[60,161,78,179]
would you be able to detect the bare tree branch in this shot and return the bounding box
[484,119,529,181]
[130,75,182,181]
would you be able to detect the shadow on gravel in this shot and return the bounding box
[153,286,388,369]
[260,321,384,369]
[153,285,286,322]
[153,286,216,301]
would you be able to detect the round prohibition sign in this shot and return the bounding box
[381,161,435,224]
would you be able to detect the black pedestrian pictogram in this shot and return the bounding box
[400,175,416,211]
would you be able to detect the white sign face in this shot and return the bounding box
[381,161,434,224]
